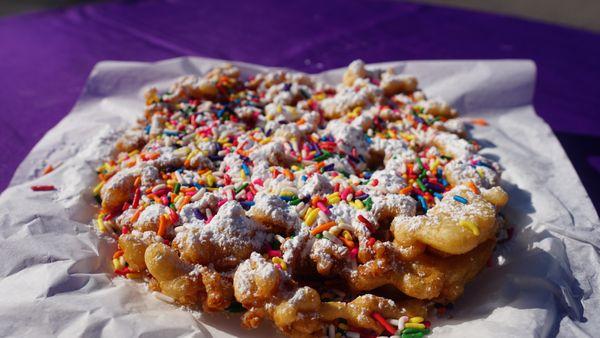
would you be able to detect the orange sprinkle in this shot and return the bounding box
[470,118,488,126]
[310,221,336,236]
[112,250,124,259]
[130,208,143,223]
[157,214,167,237]
[467,181,480,194]
[197,168,210,175]
[283,169,294,180]
[134,176,141,188]
[42,165,54,175]
[184,158,191,167]
[399,186,413,195]
[339,235,355,248]
[178,196,191,211]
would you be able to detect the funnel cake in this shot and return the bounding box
[94,59,508,337]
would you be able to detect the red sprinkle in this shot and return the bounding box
[267,250,282,258]
[367,237,376,247]
[31,185,56,191]
[357,215,375,232]
[169,207,179,223]
[132,188,141,208]
[371,312,396,335]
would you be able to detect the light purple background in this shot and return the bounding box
[0,0,598,210]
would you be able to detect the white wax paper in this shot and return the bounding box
[0,57,598,338]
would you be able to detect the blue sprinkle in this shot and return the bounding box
[144,125,151,134]
[209,155,224,161]
[363,171,372,179]
[279,196,293,202]
[358,155,366,162]
[322,163,335,172]
[164,130,179,136]
[437,167,443,177]
[241,163,251,176]
[453,195,468,204]
[356,194,369,200]
[193,208,204,220]
[440,178,448,187]
[217,109,226,118]
[240,201,255,209]
[193,183,202,189]
[301,175,307,181]
[177,168,184,173]
[365,136,372,144]
[417,195,428,212]
[434,192,444,200]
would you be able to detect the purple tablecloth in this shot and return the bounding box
[0,0,598,210]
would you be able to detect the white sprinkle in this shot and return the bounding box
[191,188,206,202]
[153,291,174,303]
[152,184,166,193]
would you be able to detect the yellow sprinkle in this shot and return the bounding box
[277,104,282,113]
[405,323,425,329]
[354,199,365,209]
[96,214,106,233]
[431,158,440,173]
[291,165,301,171]
[326,192,341,204]
[206,174,216,187]
[459,219,480,236]
[272,257,287,270]
[409,316,424,323]
[112,258,121,270]
[280,190,295,197]
[240,169,246,179]
[126,273,143,279]
[342,230,353,241]
[93,182,105,195]
[304,208,319,226]
[128,149,139,156]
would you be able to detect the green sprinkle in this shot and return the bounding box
[173,183,181,194]
[235,182,249,194]
[363,197,373,211]
[416,157,424,171]
[315,233,323,239]
[416,178,427,191]
[401,332,424,338]
[313,151,332,162]
[402,328,430,334]
[169,203,176,210]
[289,197,303,205]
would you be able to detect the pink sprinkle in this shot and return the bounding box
[316,201,330,214]
[206,215,214,223]
[253,178,264,186]
[185,190,196,196]
[268,250,282,258]
[217,199,227,207]
[371,179,379,187]
[246,192,254,201]
[161,195,169,205]
[340,187,353,201]
[349,247,358,258]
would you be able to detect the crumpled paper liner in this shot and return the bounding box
[1,57,598,337]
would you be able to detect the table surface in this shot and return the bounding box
[0,0,598,211]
